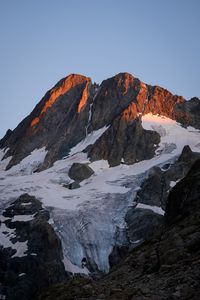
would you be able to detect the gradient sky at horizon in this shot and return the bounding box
[0,0,199,138]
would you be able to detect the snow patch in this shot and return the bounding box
[11,214,35,222]
[20,202,32,206]
[0,148,12,171]
[1,114,200,272]
[142,113,200,155]
[89,160,109,173]
[8,147,47,176]
[69,126,109,156]
[0,222,28,257]
[136,203,165,215]
[18,273,26,277]
[130,239,141,244]
[12,240,28,257]
[62,256,89,275]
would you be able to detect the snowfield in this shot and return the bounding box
[0,114,200,273]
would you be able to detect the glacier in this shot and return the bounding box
[0,114,200,273]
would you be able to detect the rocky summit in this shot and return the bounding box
[0,72,200,299]
[1,72,200,170]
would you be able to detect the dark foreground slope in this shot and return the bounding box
[37,160,200,300]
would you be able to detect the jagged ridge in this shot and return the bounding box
[1,72,200,170]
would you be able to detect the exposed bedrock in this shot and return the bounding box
[1,72,199,170]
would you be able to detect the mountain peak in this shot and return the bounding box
[1,72,200,170]
[31,74,91,127]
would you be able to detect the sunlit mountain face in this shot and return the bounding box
[0,72,200,299]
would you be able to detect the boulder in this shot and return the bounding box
[68,163,94,182]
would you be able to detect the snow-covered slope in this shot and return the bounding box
[0,114,200,272]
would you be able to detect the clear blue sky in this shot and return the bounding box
[0,0,199,138]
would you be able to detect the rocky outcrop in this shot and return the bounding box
[0,194,67,300]
[37,160,200,300]
[174,97,200,129]
[135,145,200,210]
[107,146,200,270]
[1,72,200,170]
[88,117,160,167]
[68,163,94,182]
[1,74,95,170]
[165,159,200,224]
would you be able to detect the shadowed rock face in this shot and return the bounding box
[165,159,200,224]
[1,72,200,170]
[107,146,200,270]
[0,194,67,300]
[1,74,94,170]
[88,118,160,166]
[135,145,200,210]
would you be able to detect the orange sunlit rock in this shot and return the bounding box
[121,82,147,122]
[31,117,40,127]
[31,74,90,127]
[115,73,134,95]
[77,81,89,113]
[136,82,148,111]
[122,73,134,95]
[122,102,137,121]
[144,86,184,117]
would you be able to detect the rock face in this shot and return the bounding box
[0,194,67,300]
[68,163,94,182]
[134,145,200,210]
[37,160,200,300]
[108,146,200,268]
[88,118,160,166]
[1,72,200,170]
[165,159,200,224]
[0,74,94,170]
